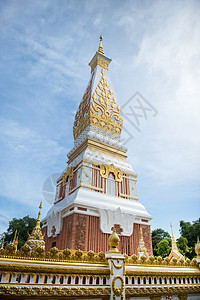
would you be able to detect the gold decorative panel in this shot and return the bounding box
[100,163,123,182]
[62,167,74,184]
[73,68,123,140]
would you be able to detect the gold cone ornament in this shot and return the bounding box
[108,227,120,253]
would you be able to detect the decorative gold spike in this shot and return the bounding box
[98,35,105,55]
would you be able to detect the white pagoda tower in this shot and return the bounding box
[42,36,153,255]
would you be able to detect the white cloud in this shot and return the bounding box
[0,118,66,161]
[116,1,200,185]
[0,118,66,208]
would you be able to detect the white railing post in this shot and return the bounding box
[106,252,125,300]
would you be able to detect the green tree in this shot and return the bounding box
[177,236,190,257]
[1,215,36,249]
[151,228,170,256]
[180,219,200,259]
[156,239,171,258]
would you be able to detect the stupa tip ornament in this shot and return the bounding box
[195,237,200,259]
[108,226,120,253]
[98,35,105,55]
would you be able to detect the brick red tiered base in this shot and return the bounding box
[43,213,153,256]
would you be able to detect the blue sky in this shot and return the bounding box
[0,0,199,240]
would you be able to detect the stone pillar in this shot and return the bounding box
[106,227,125,300]
[106,252,125,300]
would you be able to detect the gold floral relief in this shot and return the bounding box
[90,68,123,136]
[0,286,111,296]
[62,167,74,184]
[73,68,123,140]
[100,163,123,182]
[90,56,110,72]
[73,71,95,140]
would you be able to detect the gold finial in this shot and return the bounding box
[36,211,41,229]
[39,200,42,209]
[195,237,200,259]
[98,35,105,55]
[1,235,5,249]
[108,226,120,253]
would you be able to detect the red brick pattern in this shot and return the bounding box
[43,213,153,256]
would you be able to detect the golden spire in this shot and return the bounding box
[14,234,18,248]
[170,223,179,252]
[73,37,123,143]
[195,237,200,259]
[137,227,147,257]
[108,226,120,253]
[36,200,42,228]
[1,235,5,249]
[36,211,41,228]
[98,35,105,55]
[168,223,184,260]
[12,230,18,249]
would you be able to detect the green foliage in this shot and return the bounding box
[177,236,190,257]
[179,219,200,259]
[151,228,170,256]
[1,215,36,249]
[156,239,171,258]
[165,237,172,247]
